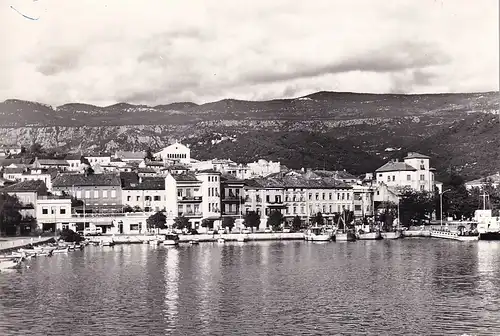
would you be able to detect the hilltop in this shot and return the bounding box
[0,91,498,178]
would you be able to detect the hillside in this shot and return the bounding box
[0,91,498,178]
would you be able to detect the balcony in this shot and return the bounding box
[177,196,202,203]
[222,196,245,203]
[179,211,202,217]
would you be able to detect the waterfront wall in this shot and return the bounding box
[404,230,431,237]
[0,237,56,253]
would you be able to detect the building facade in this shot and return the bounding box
[155,142,191,164]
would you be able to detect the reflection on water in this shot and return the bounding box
[0,240,499,335]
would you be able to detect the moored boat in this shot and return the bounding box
[304,227,332,242]
[216,237,225,244]
[236,235,249,243]
[335,231,357,242]
[356,229,382,240]
[430,226,479,242]
[381,230,403,240]
[0,257,24,271]
[162,234,179,246]
[475,209,500,241]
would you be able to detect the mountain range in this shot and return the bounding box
[0,91,498,180]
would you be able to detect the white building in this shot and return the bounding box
[155,142,191,164]
[85,153,112,167]
[375,152,436,192]
[247,159,281,177]
[36,196,73,231]
[465,172,500,190]
[122,177,166,212]
[164,169,221,230]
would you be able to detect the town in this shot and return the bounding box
[1,142,498,240]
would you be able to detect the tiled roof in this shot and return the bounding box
[403,152,430,160]
[0,158,23,167]
[375,162,417,173]
[163,164,189,170]
[65,154,82,160]
[123,177,165,190]
[137,168,157,173]
[3,167,25,174]
[120,172,140,188]
[245,170,351,189]
[145,161,164,167]
[53,174,121,187]
[37,159,69,166]
[196,169,220,174]
[1,180,46,192]
[172,172,201,182]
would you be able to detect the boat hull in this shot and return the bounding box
[430,231,479,241]
[357,232,382,240]
[304,234,331,242]
[381,231,402,240]
[335,232,356,242]
[478,232,500,241]
[162,240,179,246]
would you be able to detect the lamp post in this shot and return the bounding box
[440,189,451,226]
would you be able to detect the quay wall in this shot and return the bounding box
[0,237,56,253]
[89,232,305,244]
[403,230,431,237]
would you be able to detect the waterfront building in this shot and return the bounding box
[1,180,48,224]
[52,173,122,213]
[36,195,73,232]
[122,177,166,213]
[155,142,191,164]
[164,169,221,230]
[220,174,246,227]
[375,152,437,192]
[243,170,354,229]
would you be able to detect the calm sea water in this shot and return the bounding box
[1,239,499,336]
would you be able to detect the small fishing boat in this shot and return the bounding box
[430,226,479,242]
[335,231,357,242]
[189,239,200,245]
[381,230,403,240]
[149,239,161,246]
[217,237,225,244]
[357,230,382,240]
[162,234,179,246]
[101,240,115,247]
[0,257,24,271]
[304,227,332,242]
[52,247,70,254]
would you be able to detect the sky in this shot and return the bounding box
[0,0,498,106]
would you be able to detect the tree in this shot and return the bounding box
[222,217,235,232]
[173,216,190,231]
[147,211,167,231]
[243,211,260,231]
[201,218,214,230]
[29,143,44,155]
[292,215,302,232]
[312,212,324,226]
[122,205,134,213]
[145,148,154,161]
[0,193,22,236]
[133,205,142,212]
[59,228,83,242]
[267,210,284,231]
[399,187,436,226]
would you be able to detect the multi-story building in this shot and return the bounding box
[34,158,70,171]
[85,153,112,167]
[155,142,191,164]
[220,174,245,221]
[36,195,73,232]
[65,154,84,172]
[375,152,436,192]
[18,168,58,191]
[122,177,166,212]
[164,169,221,230]
[165,172,204,228]
[243,170,355,229]
[465,172,500,190]
[247,159,281,177]
[52,173,122,213]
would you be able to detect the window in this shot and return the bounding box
[136,196,140,201]
[60,208,66,214]
[315,193,319,200]
[387,176,390,182]
[103,190,108,198]
[329,193,332,200]
[111,190,116,198]
[42,207,48,215]
[130,224,139,231]
[392,176,395,182]
[85,190,90,198]
[420,174,425,181]
[309,193,313,200]
[293,206,297,214]
[154,196,161,201]
[127,196,131,201]
[407,175,411,181]
[355,205,362,211]
[420,185,425,191]
[94,190,99,198]
[346,193,350,200]
[377,191,380,195]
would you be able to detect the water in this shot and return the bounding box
[1,239,499,336]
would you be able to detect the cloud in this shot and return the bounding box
[0,0,498,106]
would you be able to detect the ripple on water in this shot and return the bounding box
[0,241,500,335]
